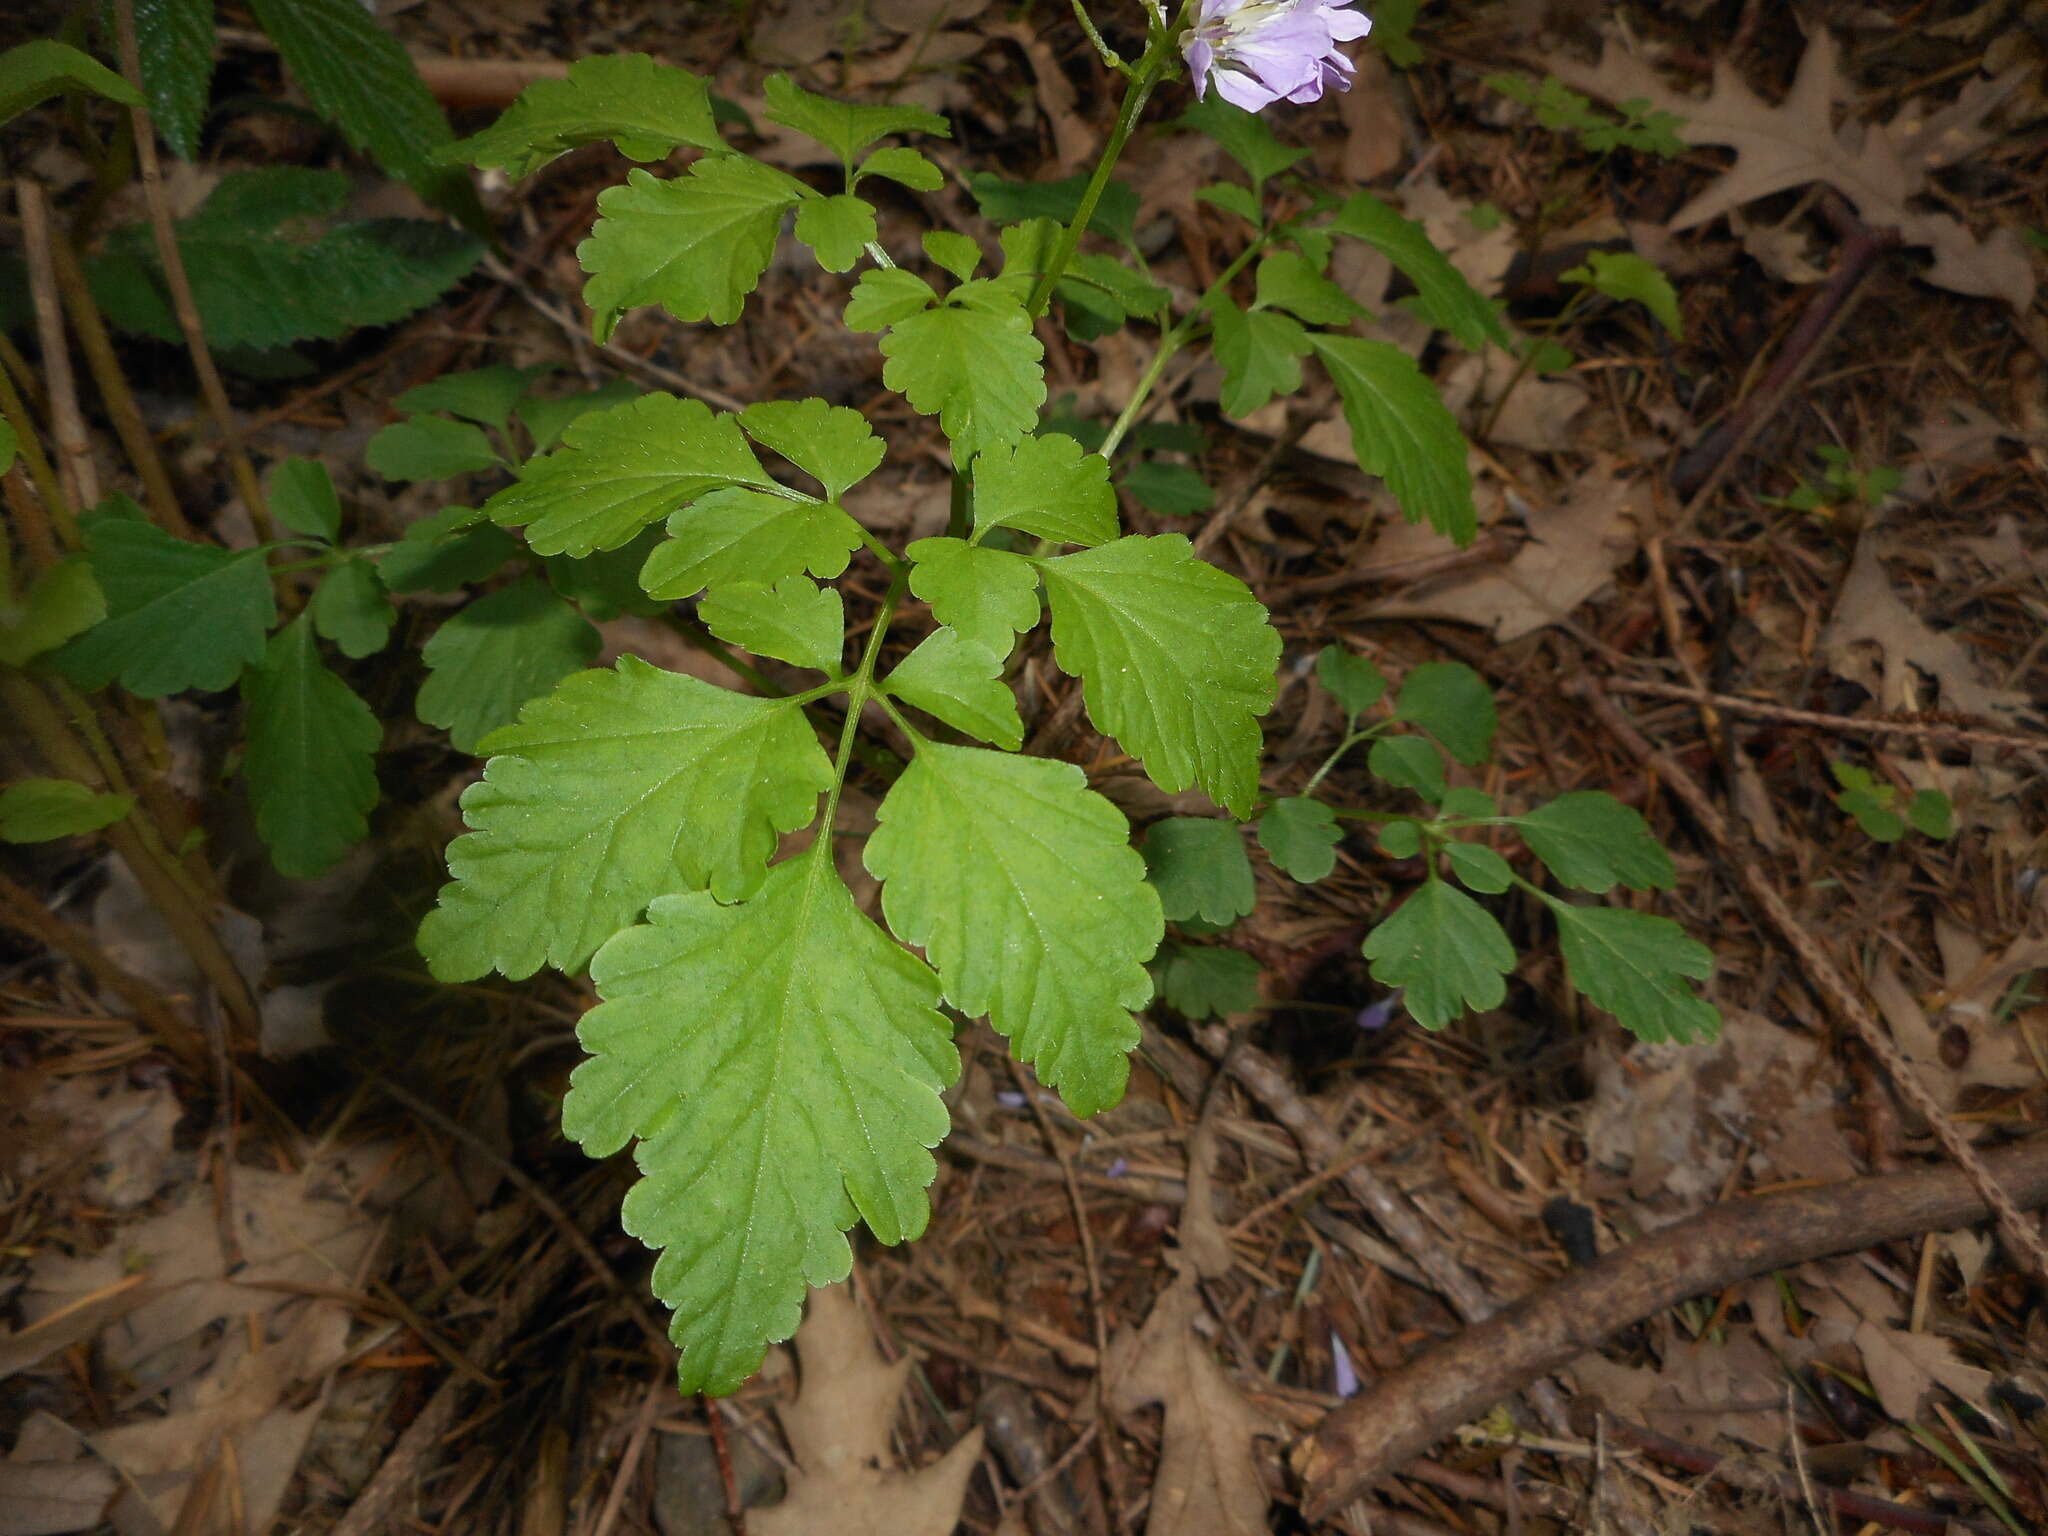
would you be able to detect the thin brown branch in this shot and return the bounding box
[1297,1136,2048,1517]
[1608,676,2048,757]
[15,180,95,526]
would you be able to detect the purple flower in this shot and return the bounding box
[1182,0,1372,113]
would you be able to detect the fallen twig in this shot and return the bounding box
[1296,1104,2048,1515]
[1607,677,2047,757]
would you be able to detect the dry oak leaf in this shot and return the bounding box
[1550,29,2037,311]
[1372,459,1641,641]
[751,1282,982,1536]
[1108,1260,1284,1536]
[1866,955,2034,1116]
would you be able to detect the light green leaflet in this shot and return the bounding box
[1362,877,1514,1029]
[639,489,867,602]
[1312,334,1477,546]
[485,393,779,558]
[882,630,1022,750]
[581,158,811,337]
[447,54,722,176]
[868,745,1162,1116]
[971,434,1118,547]
[1039,536,1279,817]
[418,658,834,980]
[567,856,957,1394]
[905,538,1041,660]
[700,578,845,674]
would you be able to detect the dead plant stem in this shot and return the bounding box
[0,343,69,522]
[15,180,97,519]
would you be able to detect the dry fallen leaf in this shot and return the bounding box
[751,1283,982,1536]
[1108,1261,1283,1536]
[1866,955,2035,1115]
[1551,29,2037,311]
[1820,531,2036,723]
[1570,1329,1788,1451]
[1372,459,1641,641]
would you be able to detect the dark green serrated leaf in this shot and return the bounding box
[1562,249,1683,340]
[1257,796,1341,883]
[241,615,379,878]
[1444,840,1512,893]
[1363,877,1514,1028]
[544,527,667,621]
[1367,736,1445,801]
[377,509,517,593]
[1395,660,1495,765]
[1143,817,1256,925]
[1329,193,1509,350]
[1255,250,1363,325]
[1179,96,1307,188]
[1544,899,1719,1044]
[1313,334,1476,545]
[580,159,808,338]
[1152,942,1263,1019]
[417,578,601,753]
[967,172,1137,246]
[447,54,721,176]
[124,0,215,159]
[0,557,105,667]
[310,557,395,658]
[1196,182,1263,225]
[397,365,549,431]
[762,73,949,168]
[1316,645,1387,716]
[51,521,274,696]
[1514,791,1673,893]
[1123,460,1213,517]
[517,377,643,452]
[269,456,341,540]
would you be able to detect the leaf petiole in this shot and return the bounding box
[813,567,906,860]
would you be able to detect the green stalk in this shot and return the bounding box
[1023,39,1175,319]
[814,570,908,855]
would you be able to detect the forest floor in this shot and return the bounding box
[3,1,2048,1534]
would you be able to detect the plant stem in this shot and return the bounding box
[815,571,907,856]
[1070,0,1131,72]
[1023,42,1172,318]
[1099,234,1270,460]
[15,180,97,520]
[0,342,69,524]
[111,0,275,544]
[1479,287,1587,443]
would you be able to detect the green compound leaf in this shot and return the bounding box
[1328,193,1510,351]
[1907,790,1954,840]
[0,557,104,667]
[0,40,141,126]
[1197,182,1263,225]
[1210,299,1310,418]
[1367,736,1445,802]
[905,537,1040,660]
[1256,796,1341,883]
[269,456,342,540]
[844,267,938,330]
[968,172,1138,246]
[1316,645,1388,717]
[1562,249,1684,340]
[971,433,1118,548]
[1152,942,1264,1019]
[447,54,721,176]
[857,146,943,192]
[877,291,1046,463]
[397,365,550,431]
[700,577,845,674]
[1444,840,1513,894]
[1178,96,1307,189]
[640,488,866,602]
[1514,791,1674,893]
[581,158,809,339]
[794,194,877,273]
[1142,817,1257,926]
[244,0,468,208]
[882,630,1022,750]
[1544,900,1720,1044]
[566,856,956,1395]
[1312,334,1477,546]
[418,657,834,980]
[128,0,216,159]
[485,393,775,558]
[518,377,644,451]
[1395,660,1496,765]
[762,74,949,168]
[51,521,273,696]
[366,415,505,483]
[0,779,134,843]
[1255,251,1364,326]
[1363,878,1515,1029]
[309,557,396,659]
[868,744,1161,1117]
[738,400,885,501]
[417,578,601,753]
[241,615,380,879]
[1040,536,1279,817]
[87,169,481,351]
